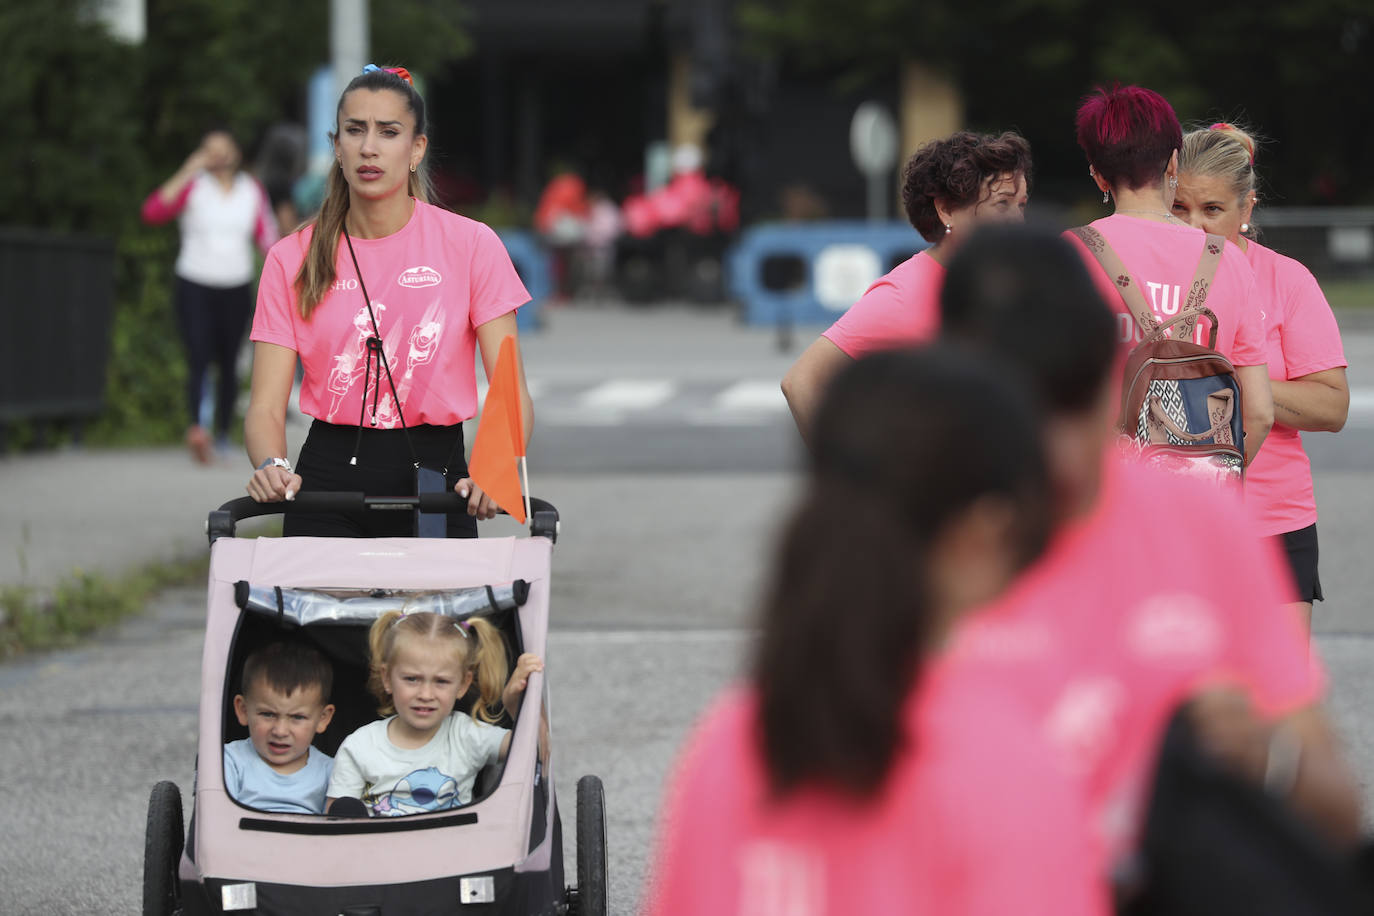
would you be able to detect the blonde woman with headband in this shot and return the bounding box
[244,65,535,536]
[1175,123,1350,632]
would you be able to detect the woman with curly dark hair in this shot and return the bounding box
[781,130,1031,445]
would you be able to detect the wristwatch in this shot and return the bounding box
[257,457,293,473]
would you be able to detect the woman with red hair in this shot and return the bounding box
[1065,85,1274,464]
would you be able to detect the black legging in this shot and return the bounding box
[285,420,477,539]
[174,276,253,439]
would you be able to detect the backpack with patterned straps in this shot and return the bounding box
[1070,226,1246,487]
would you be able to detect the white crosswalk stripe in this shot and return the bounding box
[468,379,1374,431]
[714,380,788,413]
[579,380,677,411]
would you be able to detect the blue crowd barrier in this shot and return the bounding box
[496,229,551,331]
[726,221,928,327]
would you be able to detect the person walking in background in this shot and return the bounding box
[580,187,622,301]
[647,348,1109,915]
[1065,84,1274,465]
[1174,123,1350,633]
[533,167,589,301]
[142,127,280,464]
[780,130,1031,446]
[243,65,534,536]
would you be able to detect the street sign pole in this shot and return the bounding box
[849,102,900,223]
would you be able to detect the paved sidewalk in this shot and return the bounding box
[0,445,282,592]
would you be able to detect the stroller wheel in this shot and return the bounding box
[143,781,184,916]
[575,775,608,916]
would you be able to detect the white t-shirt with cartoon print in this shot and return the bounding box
[327,713,507,816]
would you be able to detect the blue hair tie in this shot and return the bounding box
[362,64,382,75]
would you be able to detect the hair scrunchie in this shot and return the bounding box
[362,63,414,87]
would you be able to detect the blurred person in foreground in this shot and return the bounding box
[645,347,1109,915]
[1063,84,1273,465]
[781,130,1031,446]
[142,127,280,463]
[1174,123,1349,634]
[939,225,1362,901]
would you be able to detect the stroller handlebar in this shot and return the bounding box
[208,493,559,545]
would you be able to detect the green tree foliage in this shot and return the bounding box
[0,1,471,448]
[738,0,1374,205]
[0,2,144,234]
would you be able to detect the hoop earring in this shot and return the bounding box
[410,163,416,173]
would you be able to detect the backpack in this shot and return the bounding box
[1071,226,1246,487]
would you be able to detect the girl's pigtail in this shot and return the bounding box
[367,610,404,715]
[463,616,510,724]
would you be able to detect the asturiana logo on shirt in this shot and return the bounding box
[398,265,442,289]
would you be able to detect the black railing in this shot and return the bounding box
[0,229,116,435]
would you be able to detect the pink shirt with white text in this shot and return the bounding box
[645,679,1108,916]
[1066,215,1266,366]
[251,201,529,427]
[950,454,1321,868]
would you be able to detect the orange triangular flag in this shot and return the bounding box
[469,335,527,523]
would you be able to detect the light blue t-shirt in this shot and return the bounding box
[223,738,334,814]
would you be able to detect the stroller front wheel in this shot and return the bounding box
[143,780,184,916]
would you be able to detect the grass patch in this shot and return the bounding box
[0,553,209,659]
[1323,278,1374,310]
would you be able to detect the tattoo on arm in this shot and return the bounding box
[1275,399,1302,417]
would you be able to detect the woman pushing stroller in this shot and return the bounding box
[243,64,534,536]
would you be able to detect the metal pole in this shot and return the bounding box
[867,174,886,223]
[331,0,369,102]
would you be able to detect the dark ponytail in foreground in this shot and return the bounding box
[756,347,1050,798]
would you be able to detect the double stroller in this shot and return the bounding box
[142,492,608,915]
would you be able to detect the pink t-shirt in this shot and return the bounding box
[645,677,1109,916]
[252,201,529,427]
[1241,241,1347,536]
[1065,215,1266,367]
[951,453,1321,866]
[821,250,944,358]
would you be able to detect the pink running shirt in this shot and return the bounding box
[252,201,529,427]
[1241,241,1347,537]
[1065,215,1266,366]
[951,453,1322,867]
[644,679,1109,916]
[821,250,944,358]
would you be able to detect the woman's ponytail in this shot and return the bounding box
[755,348,1049,799]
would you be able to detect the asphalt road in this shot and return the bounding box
[1,306,1370,914]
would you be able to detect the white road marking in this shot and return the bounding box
[579,380,676,411]
[714,380,788,412]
